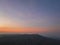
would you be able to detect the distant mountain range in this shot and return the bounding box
[0,34,60,45]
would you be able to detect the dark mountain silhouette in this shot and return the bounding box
[0,34,60,45]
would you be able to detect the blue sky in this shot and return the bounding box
[0,0,60,38]
[0,0,60,27]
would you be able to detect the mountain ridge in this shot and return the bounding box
[0,34,60,45]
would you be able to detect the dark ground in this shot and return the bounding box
[0,34,60,45]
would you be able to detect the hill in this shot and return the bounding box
[0,34,60,45]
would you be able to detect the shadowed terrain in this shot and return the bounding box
[0,34,60,45]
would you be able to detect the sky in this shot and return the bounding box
[0,0,60,38]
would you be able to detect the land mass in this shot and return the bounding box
[0,34,60,45]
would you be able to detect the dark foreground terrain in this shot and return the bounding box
[0,34,60,45]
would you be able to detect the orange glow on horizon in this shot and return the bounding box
[0,27,49,33]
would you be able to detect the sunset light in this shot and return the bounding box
[0,0,59,38]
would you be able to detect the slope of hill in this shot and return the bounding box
[0,34,60,45]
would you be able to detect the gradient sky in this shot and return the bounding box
[0,0,60,38]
